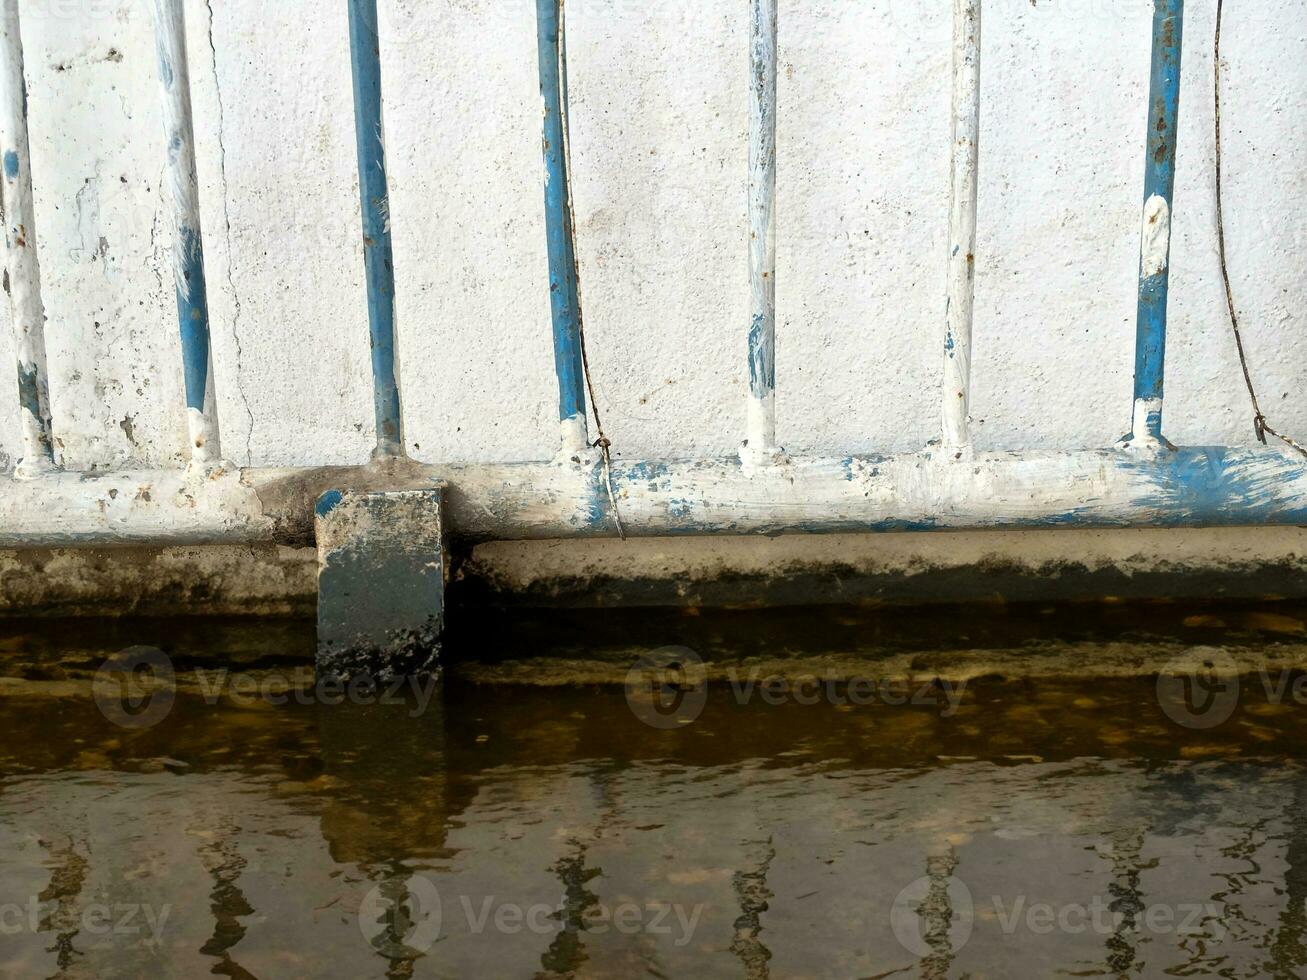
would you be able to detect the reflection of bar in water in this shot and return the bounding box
[315,698,455,867]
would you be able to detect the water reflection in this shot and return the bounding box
[1,675,1307,978]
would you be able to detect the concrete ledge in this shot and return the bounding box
[0,544,316,617]
[457,525,1307,608]
[3,525,1306,617]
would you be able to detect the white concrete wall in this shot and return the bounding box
[0,0,1304,474]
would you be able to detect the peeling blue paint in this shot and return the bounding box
[156,50,174,90]
[624,461,670,483]
[2,150,17,179]
[175,226,211,413]
[1123,446,1296,526]
[14,362,50,458]
[348,0,404,457]
[668,498,693,520]
[586,486,606,529]
[536,0,588,428]
[747,311,774,396]
[315,489,345,518]
[15,362,38,417]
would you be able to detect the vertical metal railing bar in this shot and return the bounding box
[556,4,624,536]
[536,0,590,456]
[746,0,778,456]
[151,0,221,464]
[347,0,405,460]
[0,0,54,476]
[942,0,981,455]
[1125,0,1183,449]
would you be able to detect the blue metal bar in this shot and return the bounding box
[151,0,221,463]
[347,0,404,459]
[0,0,54,475]
[746,0,777,455]
[536,0,589,453]
[1128,0,1184,447]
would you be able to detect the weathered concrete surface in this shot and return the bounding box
[315,487,444,680]
[459,525,1307,608]
[0,543,315,617]
[3,525,1307,617]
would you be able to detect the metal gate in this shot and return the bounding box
[1,0,1304,554]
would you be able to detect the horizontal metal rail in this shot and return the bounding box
[1,445,1304,548]
[1,0,1302,550]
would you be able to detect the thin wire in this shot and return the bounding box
[558,0,626,538]
[1214,0,1307,460]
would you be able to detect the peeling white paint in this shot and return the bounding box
[1139,193,1170,279]
[1116,396,1167,452]
[744,390,775,456]
[558,413,589,455]
[185,405,218,457]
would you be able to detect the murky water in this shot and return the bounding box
[3,606,1307,978]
